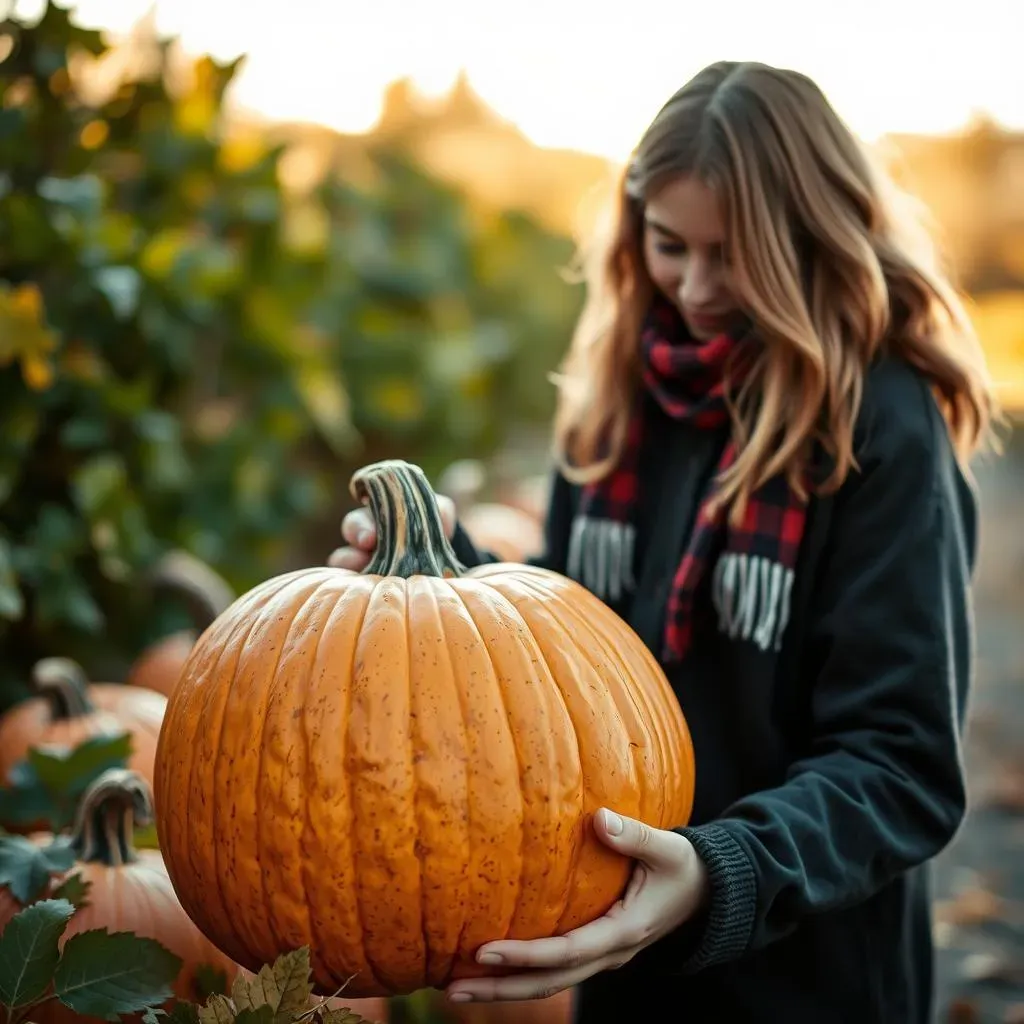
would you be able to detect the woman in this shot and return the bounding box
[330,61,997,1023]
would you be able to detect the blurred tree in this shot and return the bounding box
[0,2,581,710]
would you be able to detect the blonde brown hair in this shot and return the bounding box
[554,61,998,520]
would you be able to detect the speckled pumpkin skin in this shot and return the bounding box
[154,460,694,999]
[155,562,694,998]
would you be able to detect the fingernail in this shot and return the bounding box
[449,992,472,1003]
[477,952,503,965]
[602,809,623,835]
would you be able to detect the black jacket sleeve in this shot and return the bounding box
[676,365,979,972]
[450,468,576,574]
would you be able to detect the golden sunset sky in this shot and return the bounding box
[11,0,1024,160]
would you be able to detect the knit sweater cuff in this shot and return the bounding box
[675,822,758,973]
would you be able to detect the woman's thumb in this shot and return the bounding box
[592,807,681,869]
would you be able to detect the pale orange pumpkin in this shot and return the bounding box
[0,769,241,1021]
[127,550,235,698]
[0,658,166,791]
[154,460,695,1000]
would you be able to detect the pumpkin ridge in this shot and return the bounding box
[293,581,352,989]
[294,577,382,994]
[511,575,666,830]
[254,577,334,970]
[473,576,637,935]
[205,576,324,962]
[166,588,260,955]
[229,577,329,964]
[342,579,387,994]
[403,579,432,987]
[451,584,526,952]
[166,567,304,939]
[424,578,475,986]
[467,582,583,937]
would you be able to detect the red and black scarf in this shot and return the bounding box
[571,297,808,664]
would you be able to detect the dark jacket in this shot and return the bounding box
[451,357,978,1023]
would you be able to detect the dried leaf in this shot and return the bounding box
[231,949,312,1021]
[198,993,237,1024]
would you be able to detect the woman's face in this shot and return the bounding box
[642,175,744,340]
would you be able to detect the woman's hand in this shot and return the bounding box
[328,493,457,571]
[445,808,710,1004]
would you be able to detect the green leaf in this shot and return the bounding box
[0,834,76,904]
[28,733,133,801]
[72,454,128,520]
[54,928,182,1019]
[0,537,24,622]
[230,947,312,1021]
[0,898,75,1009]
[51,872,91,909]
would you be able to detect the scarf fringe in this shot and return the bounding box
[567,516,636,603]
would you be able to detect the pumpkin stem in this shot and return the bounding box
[147,549,234,632]
[32,657,96,719]
[350,459,466,579]
[71,768,152,867]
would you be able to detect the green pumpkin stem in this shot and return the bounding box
[71,768,152,868]
[350,459,466,579]
[32,657,96,719]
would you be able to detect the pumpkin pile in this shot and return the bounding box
[154,459,695,1000]
[0,767,240,1017]
[0,657,166,795]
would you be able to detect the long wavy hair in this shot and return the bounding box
[553,61,998,521]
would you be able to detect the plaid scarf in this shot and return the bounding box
[569,297,808,663]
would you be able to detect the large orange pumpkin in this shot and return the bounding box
[0,658,166,789]
[0,769,240,1020]
[154,460,694,1000]
[127,550,235,699]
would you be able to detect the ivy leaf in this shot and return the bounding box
[0,898,75,1009]
[29,733,133,800]
[51,871,91,909]
[53,928,182,1019]
[230,948,312,1021]
[197,993,237,1024]
[0,834,76,904]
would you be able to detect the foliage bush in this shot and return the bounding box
[0,1,581,711]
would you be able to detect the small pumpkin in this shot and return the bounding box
[127,550,235,698]
[0,658,166,790]
[154,460,694,999]
[0,768,241,1020]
